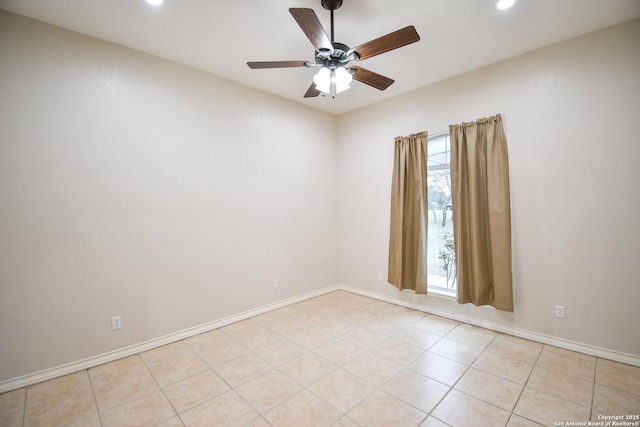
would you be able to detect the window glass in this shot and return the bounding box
[427,133,456,295]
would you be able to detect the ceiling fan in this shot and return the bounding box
[247,0,420,98]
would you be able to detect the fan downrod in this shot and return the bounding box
[321,0,342,11]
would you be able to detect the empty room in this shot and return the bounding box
[0,0,639,426]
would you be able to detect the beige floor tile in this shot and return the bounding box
[252,338,307,366]
[88,355,148,387]
[183,329,237,353]
[140,341,194,368]
[231,327,283,351]
[235,370,303,414]
[420,416,450,426]
[428,338,484,365]
[343,351,404,387]
[65,413,102,427]
[148,355,209,387]
[332,416,361,427]
[514,387,590,426]
[314,317,359,337]
[0,388,25,427]
[100,389,175,427]
[592,384,640,415]
[196,338,250,367]
[445,323,497,349]
[358,300,402,317]
[486,334,543,365]
[162,369,230,414]
[506,415,545,427]
[337,309,380,325]
[220,319,266,340]
[413,315,459,336]
[394,325,442,350]
[307,368,376,413]
[312,338,366,366]
[535,346,596,381]
[287,327,335,350]
[454,368,523,411]
[25,371,98,427]
[213,353,272,387]
[257,317,314,339]
[595,358,640,395]
[381,307,426,325]
[24,404,97,427]
[154,416,185,427]
[364,318,409,337]
[370,337,425,365]
[245,416,271,427]
[432,389,510,427]
[251,309,295,325]
[278,352,337,387]
[91,369,160,412]
[337,292,375,308]
[263,390,342,427]
[408,351,468,386]
[472,350,534,384]
[179,390,258,427]
[341,326,388,349]
[526,366,593,407]
[348,390,427,427]
[298,307,346,324]
[543,345,595,362]
[382,368,450,413]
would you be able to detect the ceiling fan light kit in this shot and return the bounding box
[247,0,420,99]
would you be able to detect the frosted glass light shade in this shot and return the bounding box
[313,66,352,96]
[333,67,352,94]
[313,67,331,94]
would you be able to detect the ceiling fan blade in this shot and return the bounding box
[351,66,395,91]
[289,8,334,53]
[349,26,420,61]
[247,61,309,69]
[304,82,321,98]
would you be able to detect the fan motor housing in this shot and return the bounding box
[315,42,357,69]
[321,0,343,11]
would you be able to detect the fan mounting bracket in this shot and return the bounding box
[321,0,343,11]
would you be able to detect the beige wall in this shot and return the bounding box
[1,10,639,385]
[337,19,640,357]
[0,11,339,382]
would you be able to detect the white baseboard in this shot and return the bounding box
[2,283,637,394]
[0,285,340,394]
[337,284,640,367]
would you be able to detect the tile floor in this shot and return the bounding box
[1,290,639,427]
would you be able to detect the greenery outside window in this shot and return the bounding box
[427,133,456,296]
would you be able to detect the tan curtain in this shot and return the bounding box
[449,114,513,311]
[388,132,428,294]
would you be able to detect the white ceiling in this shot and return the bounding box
[1,0,639,115]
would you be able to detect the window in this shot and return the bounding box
[427,133,456,296]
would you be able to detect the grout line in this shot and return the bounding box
[140,351,182,426]
[85,368,104,427]
[20,387,26,427]
[508,342,545,426]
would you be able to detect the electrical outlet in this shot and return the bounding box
[377,273,383,282]
[273,279,279,289]
[111,316,122,330]
[555,305,565,319]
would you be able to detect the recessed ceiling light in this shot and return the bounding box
[497,0,516,10]
[146,0,163,5]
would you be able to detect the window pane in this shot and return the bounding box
[427,135,456,295]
